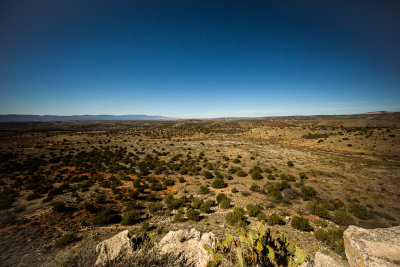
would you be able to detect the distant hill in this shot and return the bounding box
[0,114,173,122]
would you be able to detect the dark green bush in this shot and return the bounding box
[52,201,67,212]
[349,203,370,219]
[306,202,330,219]
[256,212,267,222]
[216,193,228,203]
[287,161,294,167]
[192,198,204,209]
[83,202,96,213]
[300,186,317,201]
[236,169,247,177]
[291,216,313,231]
[198,186,210,195]
[121,209,140,225]
[186,209,200,221]
[174,209,185,222]
[200,200,214,213]
[211,178,227,189]
[219,198,231,209]
[246,204,261,217]
[55,233,79,248]
[148,202,163,214]
[225,207,246,227]
[231,187,239,193]
[314,228,345,257]
[203,171,214,179]
[250,183,260,192]
[332,210,354,226]
[268,213,285,226]
[93,208,121,226]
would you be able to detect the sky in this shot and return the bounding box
[0,0,399,118]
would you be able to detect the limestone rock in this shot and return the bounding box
[314,251,342,267]
[344,225,400,267]
[95,230,134,266]
[158,228,216,267]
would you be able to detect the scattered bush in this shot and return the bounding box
[300,186,317,201]
[250,183,260,192]
[83,202,96,213]
[256,212,267,222]
[55,233,79,248]
[216,193,228,203]
[173,209,185,222]
[198,186,210,195]
[220,198,231,209]
[148,202,163,214]
[236,169,247,177]
[332,210,354,226]
[231,187,239,193]
[287,161,294,167]
[291,216,313,231]
[93,208,121,226]
[306,202,330,219]
[225,207,246,227]
[268,213,285,226]
[186,209,200,221]
[52,201,67,212]
[246,204,261,217]
[211,178,227,189]
[203,171,214,179]
[314,228,345,257]
[349,203,370,219]
[121,209,140,226]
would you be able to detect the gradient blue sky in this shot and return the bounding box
[0,0,399,118]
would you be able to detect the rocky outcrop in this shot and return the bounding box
[95,230,134,266]
[344,225,400,267]
[314,251,342,267]
[157,228,216,267]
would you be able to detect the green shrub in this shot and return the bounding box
[93,208,121,226]
[204,171,214,179]
[306,202,330,219]
[246,204,261,217]
[52,201,67,212]
[148,202,163,214]
[200,200,214,213]
[55,233,79,248]
[256,212,267,222]
[299,172,308,179]
[219,198,231,209]
[121,209,140,225]
[332,210,354,226]
[186,209,200,221]
[333,199,345,210]
[192,199,204,209]
[225,207,246,227]
[250,168,263,180]
[300,186,317,201]
[268,213,285,226]
[211,178,227,189]
[291,216,313,231]
[349,203,370,219]
[198,186,210,195]
[250,183,260,192]
[216,193,228,203]
[287,161,294,167]
[236,169,247,177]
[174,209,185,222]
[314,228,345,257]
[141,221,150,232]
[83,202,96,213]
[233,158,241,164]
[265,184,283,202]
[231,187,239,193]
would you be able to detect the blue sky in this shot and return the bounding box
[0,0,399,118]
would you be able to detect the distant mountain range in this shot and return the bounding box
[0,114,173,122]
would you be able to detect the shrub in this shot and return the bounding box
[277,181,290,191]
[200,200,214,213]
[203,171,214,179]
[349,203,370,219]
[55,233,79,248]
[299,172,308,179]
[306,202,330,219]
[219,198,231,209]
[121,209,140,225]
[236,169,247,177]
[314,228,345,257]
[148,202,163,214]
[250,183,260,192]
[93,208,121,226]
[231,187,239,193]
[26,193,42,200]
[141,221,150,232]
[291,216,313,231]
[216,193,228,203]
[52,201,67,212]
[225,207,246,227]
[186,209,200,221]
[265,184,283,202]
[192,199,204,209]
[256,212,267,222]
[332,210,354,226]
[333,199,345,210]
[246,204,261,217]
[268,213,285,226]
[173,209,185,222]
[83,202,96,213]
[211,178,227,189]
[233,158,241,164]
[287,161,294,167]
[198,186,210,195]
[300,186,317,201]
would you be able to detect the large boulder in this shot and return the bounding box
[95,230,134,266]
[158,228,216,267]
[314,251,342,267]
[344,225,400,267]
